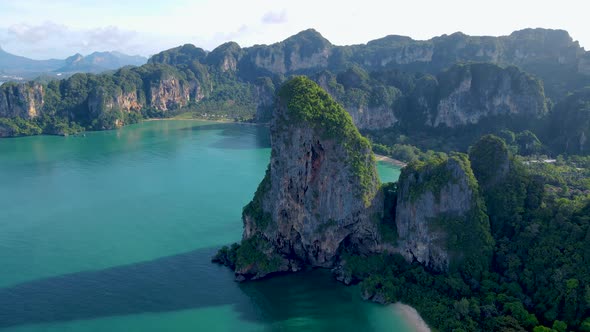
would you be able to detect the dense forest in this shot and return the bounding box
[340,135,590,331]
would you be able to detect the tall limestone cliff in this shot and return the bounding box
[242,29,332,76]
[427,63,548,128]
[0,64,208,134]
[394,154,494,276]
[206,42,243,72]
[314,68,400,130]
[252,77,276,122]
[547,87,590,154]
[346,29,588,95]
[147,76,191,111]
[87,87,142,128]
[0,82,44,119]
[2,28,587,140]
[469,134,544,238]
[226,77,383,280]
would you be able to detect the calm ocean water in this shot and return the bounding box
[0,120,406,332]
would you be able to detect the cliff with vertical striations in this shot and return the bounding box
[220,76,383,280]
[394,154,494,276]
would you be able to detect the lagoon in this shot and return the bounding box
[0,120,407,332]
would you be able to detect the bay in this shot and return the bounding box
[0,120,406,332]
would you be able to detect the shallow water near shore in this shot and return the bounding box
[0,120,409,331]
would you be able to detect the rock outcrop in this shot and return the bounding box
[429,63,548,128]
[207,42,242,72]
[0,82,44,119]
[0,64,204,133]
[395,154,493,275]
[243,29,332,75]
[548,87,590,154]
[231,76,383,280]
[468,135,511,189]
[253,77,275,122]
[148,77,191,111]
[315,69,400,130]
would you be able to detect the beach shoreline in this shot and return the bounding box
[143,117,264,126]
[374,154,407,167]
[392,303,431,332]
[144,117,236,123]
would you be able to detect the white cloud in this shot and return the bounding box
[0,22,172,58]
[7,22,68,43]
[80,26,138,49]
[0,0,588,59]
[261,10,288,24]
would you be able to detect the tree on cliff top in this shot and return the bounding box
[277,76,379,205]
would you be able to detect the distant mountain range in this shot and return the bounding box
[0,46,147,80]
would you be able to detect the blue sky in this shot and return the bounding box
[0,0,587,59]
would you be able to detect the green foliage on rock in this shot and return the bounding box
[242,165,272,230]
[344,136,590,331]
[0,117,42,136]
[211,243,240,269]
[401,154,475,203]
[469,134,510,188]
[149,44,208,66]
[213,235,283,277]
[278,76,379,205]
[400,153,493,277]
[234,235,283,275]
[547,87,590,155]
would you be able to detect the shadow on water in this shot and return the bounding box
[237,270,376,330]
[0,246,375,330]
[0,247,245,328]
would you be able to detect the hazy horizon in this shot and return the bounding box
[0,0,587,59]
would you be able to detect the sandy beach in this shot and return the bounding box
[144,117,236,123]
[392,303,431,332]
[374,154,407,167]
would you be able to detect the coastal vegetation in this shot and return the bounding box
[343,135,590,331]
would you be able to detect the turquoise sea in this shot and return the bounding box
[0,120,407,331]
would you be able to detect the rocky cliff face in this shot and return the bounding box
[352,36,435,67]
[148,77,191,111]
[207,42,242,72]
[579,54,590,75]
[315,70,399,130]
[0,83,44,119]
[548,87,590,154]
[428,63,548,128]
[2,28,587,140]
[352,29,586,74]
[87,87,142,127]
[234,77,383,280]
[253,77,275,122]
[501,29,583,68]
[244,29,332,75]
[395,154,493,274]
[346,103,398,130]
